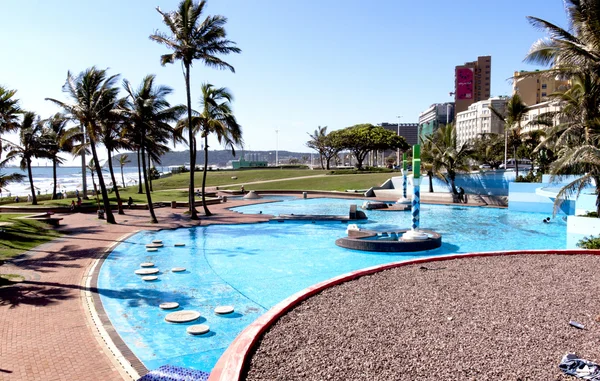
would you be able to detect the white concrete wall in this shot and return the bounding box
[567,216,600,249]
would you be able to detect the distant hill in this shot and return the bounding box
[111,149,315,168]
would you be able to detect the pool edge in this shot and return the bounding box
[208,249,600,381]
[82,230,147,380]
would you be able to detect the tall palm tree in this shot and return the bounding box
[121,75,182,223]
[98,97,129,215]
[150,0,241,220]
[489,94,529,178]
[46,67,120,224]
[198,84,242,215]
[424,124,472,197]
[307,126,328,169]
[2,112,50,205]
[0,86,22,160]
[42,113,72,200]
[0,172,24,195]
[118,154,131,188]
[525,2,600,216]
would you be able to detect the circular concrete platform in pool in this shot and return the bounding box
[336,228,442,252]
[165,310,201,323]
[187,324,210,335]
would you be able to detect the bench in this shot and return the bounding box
[16,213,63,226]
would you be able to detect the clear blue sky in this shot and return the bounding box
[2,0,567,165]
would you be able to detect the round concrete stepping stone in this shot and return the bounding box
[152,240,163,244]
[135,268,159,275]
[174,243,186,247]
[187,324,210,335]
[214,305,234,315]
[165,310,200,323]
[142,276,158,281]
[140,262,154,268]
[146,243,164,248]
[172,267,186,273]
[146,248,158,252]
[159,302,180,310]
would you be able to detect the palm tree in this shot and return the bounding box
[307,126,328,169]
[2,112,50,205]
[525,1,600,79]
[42,113,72,200]
[197,84,242,215]
[46,67,120,224]
[118,154,131,188]
[525,3,600,215]
[150,0,241,220]
[98,97,129,215]
[0,172,24,195]
[424,124,472,198]
[0,86,22,160]
[121,75,182,223]
[489,94,529,178]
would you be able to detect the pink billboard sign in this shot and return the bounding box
[456,68,474,100]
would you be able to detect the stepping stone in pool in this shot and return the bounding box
[135,268,159,275]
[140,262,154,268]
[172,267,186,273]
[146,243,164,248]
[174,243,185,247]
[214,305,234,315]
[159,302,179,310]
[152,240,163,244]
[142,276,158,281]
[187,324,210,335]
[146,248,158,252]
[165,310,200,323]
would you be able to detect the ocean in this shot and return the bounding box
[0,165,165,197]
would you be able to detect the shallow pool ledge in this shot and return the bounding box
[208,249,600,381]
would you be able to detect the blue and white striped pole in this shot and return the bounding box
[402,153,407,199]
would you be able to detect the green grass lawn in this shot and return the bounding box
[0,214,62,261]
[0,168,395,206]
[220,172,392,192]
[150,168,329,190]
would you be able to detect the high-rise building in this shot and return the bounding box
[418,102,455,142]
[454,56,491,114]
[378,122,419,146]
[512,70,570,106]
[455,96,507,148]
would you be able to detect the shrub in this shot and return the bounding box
[515,171,541,183]
[577,235,600,249]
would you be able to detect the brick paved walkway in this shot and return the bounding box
[0,199,269,381]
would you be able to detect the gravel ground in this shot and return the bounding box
[244,254,600,381]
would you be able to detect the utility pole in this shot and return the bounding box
[396,116,402,165]
[275,129,279,166]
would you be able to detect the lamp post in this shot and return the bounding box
[275,129,279,166]
[396,115,402,165]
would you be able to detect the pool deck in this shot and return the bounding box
[0,193,490,380]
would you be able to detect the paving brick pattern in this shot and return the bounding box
[0,199,269,381]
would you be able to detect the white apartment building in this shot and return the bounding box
[455,96,508,147]
[521,101,563,134]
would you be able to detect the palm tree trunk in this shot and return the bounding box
[27,158,37,205]
[185,63,199,220]
[137,149,143,194]
[140,136,157,223]
[428,170,434,193]
[201,133,212,216]
[121,164,125,189]
[514,147,519,178]
[106,150,124,215]
[89,138,116,224]
[52,158,58,200]
[148,159,153,192]
[81,126,88,199]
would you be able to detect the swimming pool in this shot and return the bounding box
[98,198,566,373]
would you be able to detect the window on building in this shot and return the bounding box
[542,92,547,97]
[542,84,547,89]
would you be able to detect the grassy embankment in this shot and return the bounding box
[1,168,394,206]
[0,213,62,261]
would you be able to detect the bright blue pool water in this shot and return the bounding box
[98,197,566,373]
